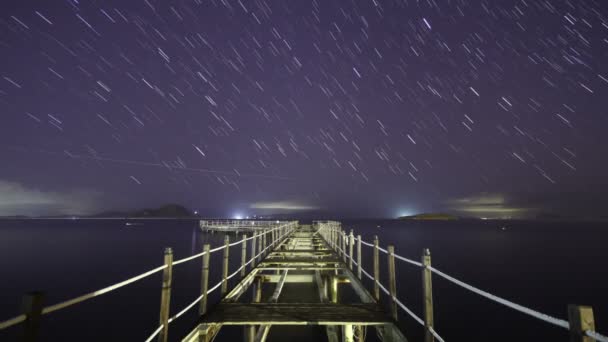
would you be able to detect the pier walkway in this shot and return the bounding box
[182,224,406,342]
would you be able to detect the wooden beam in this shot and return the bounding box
[270,270,289,302]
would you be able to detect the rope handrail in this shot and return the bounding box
[359,239,374,248]
[393,253,423,267]
[41,264,167,316]
[587,329,608,342]
[428,265,570,330]
[173,245,224,266]
[0,315,25,330]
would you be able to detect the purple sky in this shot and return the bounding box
[1,0,607,218]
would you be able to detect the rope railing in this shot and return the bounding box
[0,220,298,340]
[316,223,608,342]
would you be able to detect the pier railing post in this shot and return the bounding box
[568,305,595,342]
[422,249,434,342]
[251,233,257,269]
[342,230,347,262]
[241,235,247,277]
[373,236,380,301]
[388,245,398,321]
[158,248,173,342]
[257,232,262,263]
[357,235,362,279]
[349,230,354,270]
[20,291,44,342]
[262,230,267,256]
[221,236,230,295]
[199,244,210,315]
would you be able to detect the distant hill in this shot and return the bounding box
[398,213,459,220]
[93,204,194,218]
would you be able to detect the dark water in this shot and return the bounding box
[0,219,606,341]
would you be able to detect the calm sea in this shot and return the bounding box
[0,218,606,341]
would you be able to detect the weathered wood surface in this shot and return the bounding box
[201,303,391,325]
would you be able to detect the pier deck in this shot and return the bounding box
[183,224,407,342]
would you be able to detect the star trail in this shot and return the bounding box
[1,0,607,218]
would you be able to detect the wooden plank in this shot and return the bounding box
[201,303,391,325]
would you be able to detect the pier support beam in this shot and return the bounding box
[342,325,354,342]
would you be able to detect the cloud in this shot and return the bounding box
[250,201,319,211]
[447,193,533,218]
[0,180,100,216]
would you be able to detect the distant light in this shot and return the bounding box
[194,211,198,215]
[246,216,250,219]
[234,214,243,220]
[276,220,279,223]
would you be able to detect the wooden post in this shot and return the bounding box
[422,249,434,342]
[262,230,267,255]
[568,305,596,342]
[241,235,247,277]
[257,232,263,263]
[387,245,398,321]
[354,325,364,342]
[343,324,354,342]
[199,244,210,315]
[373,235,380,301]
[349,230,355,270]
[330,275,338,303]
[221,236,230,295]
[342,231,347,262]
[158,248,173,342]
[251,233,257,269]
[20,291,44,342]
[356,235,362,279]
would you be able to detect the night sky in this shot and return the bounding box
[1,0,607,218]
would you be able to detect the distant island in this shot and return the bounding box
[398,213,460,220]
[92,204,194,218]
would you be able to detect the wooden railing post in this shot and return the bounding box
[158,248,173,342]
[568,305,595,342]
[422,249,434,342]
[349,230,354,270]
[20,291,44,342]
[262,230,267,255]
[387,245,398,321]
[199,244,210,315]
[357,235,362,279]
[373,235,380,301]
[251,233,257,269]
[342,230,347,262]
[241,235,247,277]
[257,232,262,263]
[221,236,230,295]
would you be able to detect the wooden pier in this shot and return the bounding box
[183,224,407,342]
[1,220,606,342]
